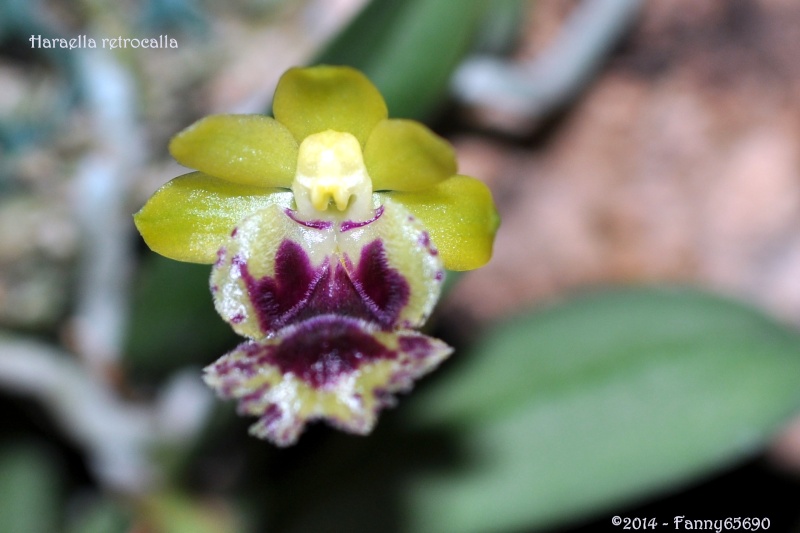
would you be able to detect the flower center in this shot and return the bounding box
[292,130,373,220]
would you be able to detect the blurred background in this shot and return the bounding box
[3,0,800,531]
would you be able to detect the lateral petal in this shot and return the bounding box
[382,175,500,271]
[365,119,456,192]
[169,114,297,187]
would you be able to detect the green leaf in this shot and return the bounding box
[403,287,800,532]
[125,255,237,378]
[0,443,62,533]
[140,492,239,533]
[67,497,130,533]
[468,0,528,55]
[313,0,490,119]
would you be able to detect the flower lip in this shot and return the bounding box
[292,130,373,219]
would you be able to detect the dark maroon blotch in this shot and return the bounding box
[239,240,325,333]
[348,240,410,328]
[269,316,396,388]
[239,238,410,333]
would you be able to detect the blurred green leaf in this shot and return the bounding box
[0,443,62,533]
[469,0,527,55]
[313,0,490,119]
[403,287,800,532]
[140,492,239,533]
[67,497,130,533]
[125,255,236,378]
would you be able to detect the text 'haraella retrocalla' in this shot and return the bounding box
[134,65,499,446]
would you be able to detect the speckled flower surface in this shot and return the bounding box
[134,65,499,446]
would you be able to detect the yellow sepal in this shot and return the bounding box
[133,172,293,264]
[272,66,388,147]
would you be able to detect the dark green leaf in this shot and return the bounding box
[138,492,239,533]
[125,255,236,378]
[403,287,800,532]
[313,0,490,119]
[0,443,62,533]
[67,497,130,533]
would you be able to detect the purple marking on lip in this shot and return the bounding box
[238,238,410,334]
[419,231,430,247]
[212,352,258,380]
[418,231,439,256]
[256,403,283,433]
[267,316,395,388]
[215,247,226,267]
[239,386,267,407]
[340,205,384,232]
[213,316,395,389]
[398,335,437,360]
[347,239,409,328]
[284,209,334,230]
[238,240,325,333]
[204,322,453,445]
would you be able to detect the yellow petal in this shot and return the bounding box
[365,119,457,191]
[272,66,388,146]
[133,172,293,264]
[169,115,297,188]
[382,175,500,271]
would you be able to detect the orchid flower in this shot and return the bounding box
[134,65,499,446]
